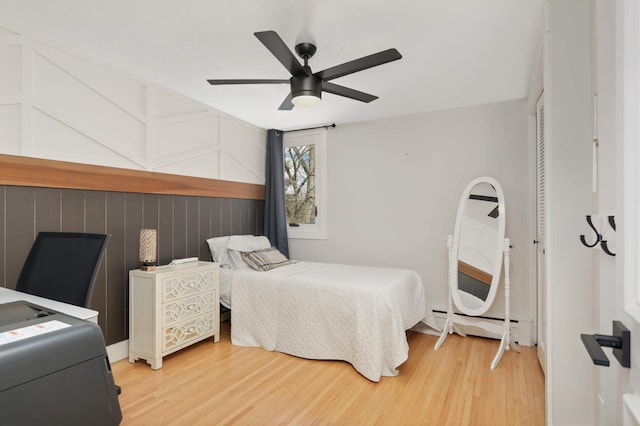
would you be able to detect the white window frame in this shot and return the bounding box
[283,128,327,240]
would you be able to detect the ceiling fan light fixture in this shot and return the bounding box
[290,74,322,108]
[292,94,321,107]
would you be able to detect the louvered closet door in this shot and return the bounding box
[535,93,547,375]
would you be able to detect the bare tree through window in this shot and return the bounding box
[284,144,316,225]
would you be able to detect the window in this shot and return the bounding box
[283,129,327,239]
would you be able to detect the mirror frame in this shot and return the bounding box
[450,176,506,316]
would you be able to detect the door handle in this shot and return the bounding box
[580,320,630,368]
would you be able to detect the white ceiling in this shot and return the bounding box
[0,0,543,131]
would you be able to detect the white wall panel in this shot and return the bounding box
[32,109,142,169]
[154,151,220,179]
[0,104,21,153]
[35,44,147,120]
[150,88,207,118]
[219,151,264,185]
[0,27,18,36]
[33,52,147,163]
[152,116,219,164]
[0,45,21,95]
[220,117,265,183]
[0,25,266,184]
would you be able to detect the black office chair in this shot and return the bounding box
[15,232,110,308]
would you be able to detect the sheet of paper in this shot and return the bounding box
[0,320,71,346]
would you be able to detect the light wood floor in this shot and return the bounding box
[112,321,545,425]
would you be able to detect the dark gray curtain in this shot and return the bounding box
[264,129,289,257]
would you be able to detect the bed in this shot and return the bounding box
[208,235,437,382]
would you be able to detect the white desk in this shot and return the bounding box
[0,287,98,323]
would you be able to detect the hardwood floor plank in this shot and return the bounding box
[112,321,545,425]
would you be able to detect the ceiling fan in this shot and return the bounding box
[207,30,402,110]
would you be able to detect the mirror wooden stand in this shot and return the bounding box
[434,177,520,369]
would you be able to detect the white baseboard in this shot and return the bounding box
[107,339,129,363]
[516,317,535,346]
[432,311,535,346]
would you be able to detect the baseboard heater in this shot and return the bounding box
[432,309,518,323]
[432,309,520,342]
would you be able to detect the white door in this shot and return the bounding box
[589,2,640,424]
[535,93,547,374]
[615,2,640,424]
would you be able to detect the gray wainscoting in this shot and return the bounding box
[0,185,264,345]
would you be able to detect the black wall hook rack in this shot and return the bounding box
[580,215,601,248]
[602,215,616,256]
[580,320,630,368]
[601,240,616,256]
[579,215,616,256]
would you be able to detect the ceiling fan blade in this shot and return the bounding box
[322,82,378,103]
[278,93,295,110]
[316,48,402,81]
[207,79,289,85]
[254,31,309,77]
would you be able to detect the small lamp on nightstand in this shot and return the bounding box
[139,229,157,271]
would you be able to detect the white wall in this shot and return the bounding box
[544,0,597,423]
[0,25,265,184]
[593,1,620,424]
[289,99,533,323]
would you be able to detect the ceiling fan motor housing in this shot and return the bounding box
[290,74,322,99]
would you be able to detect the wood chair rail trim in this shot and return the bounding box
[0,154,265,200]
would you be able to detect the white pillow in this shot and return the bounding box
[226,235,272,251]
[206,236,231,267]
[226,235,272,270]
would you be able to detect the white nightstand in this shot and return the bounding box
[128,261,219,370]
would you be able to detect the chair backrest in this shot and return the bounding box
[15,232,110,308]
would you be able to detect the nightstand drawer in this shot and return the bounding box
[162,270,214,302]
[163,292,215,326]
[163,313,215,351]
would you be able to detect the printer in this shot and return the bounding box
[0,301,122,425]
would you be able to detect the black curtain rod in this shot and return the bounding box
[285,123,336,133]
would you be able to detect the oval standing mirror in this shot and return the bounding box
[450,177,505,316]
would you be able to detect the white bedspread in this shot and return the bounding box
[230,261,436,382]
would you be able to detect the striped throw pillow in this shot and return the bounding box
[241,247,294,271]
